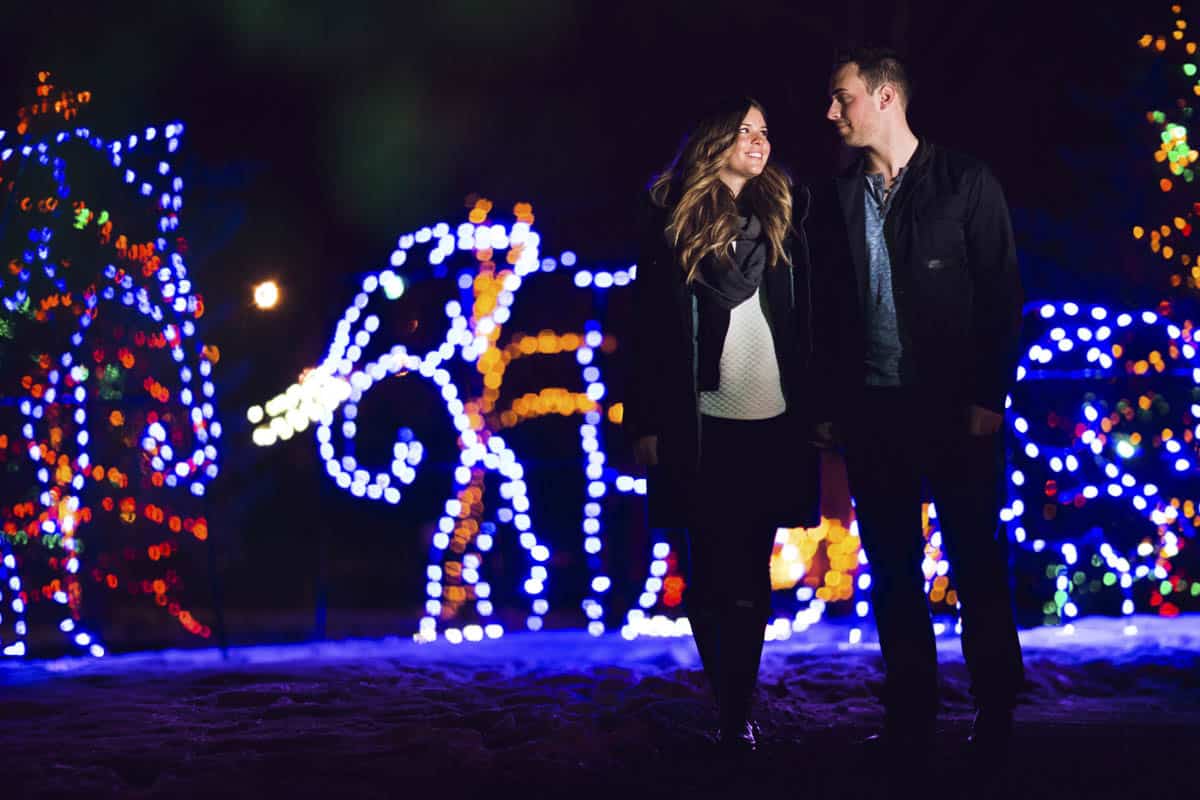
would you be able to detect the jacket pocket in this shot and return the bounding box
[911,255,971,340]
[920,215,967,262]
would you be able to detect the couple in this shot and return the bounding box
[625,48,1026,765]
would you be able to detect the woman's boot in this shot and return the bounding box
[715,605,767,751]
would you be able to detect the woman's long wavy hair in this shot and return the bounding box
[650,97,792,283]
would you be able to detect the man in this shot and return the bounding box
[808,48,1026,763]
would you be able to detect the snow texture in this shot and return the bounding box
[1,615,1198,799]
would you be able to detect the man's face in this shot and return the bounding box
[826,63,880,148]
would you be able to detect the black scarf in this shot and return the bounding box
[691,213,768,391]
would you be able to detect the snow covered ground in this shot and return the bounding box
[2,615,1198,799]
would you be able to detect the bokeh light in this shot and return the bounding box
[253,280,280,310]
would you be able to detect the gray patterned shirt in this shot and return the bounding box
[863,171,905,386]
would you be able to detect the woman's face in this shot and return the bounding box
[719,106,770,188]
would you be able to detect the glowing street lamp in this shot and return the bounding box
[254,280,280,310]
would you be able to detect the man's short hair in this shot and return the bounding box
[834,48,913,106]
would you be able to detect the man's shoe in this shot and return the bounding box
[861,716,935,773]
[716,719,759,753]
[968,707,1013,757]
[861,715,935,746]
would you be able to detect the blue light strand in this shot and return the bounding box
[0,547,28,656]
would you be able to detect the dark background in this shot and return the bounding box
[0,0,1186,647]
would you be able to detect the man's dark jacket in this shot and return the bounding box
[808,140,1024,422]
[623,188,820,530]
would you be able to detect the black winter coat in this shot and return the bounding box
[808,140,1025,422]
[623,187,820,530]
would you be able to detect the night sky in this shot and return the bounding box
[0,0,1184,642]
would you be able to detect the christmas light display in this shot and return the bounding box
[251,197,669,643]
[249,193,906,644]
[0,74,221,657]
[247,4,1200,646]
[1003,302,1199,633]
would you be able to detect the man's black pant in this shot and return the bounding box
[843,387,1024,720]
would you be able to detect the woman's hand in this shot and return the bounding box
[633,435,659,467]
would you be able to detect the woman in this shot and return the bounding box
[625,97,819,752]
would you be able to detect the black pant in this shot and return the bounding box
[685,414,784,726]
[843,387,1024,719]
